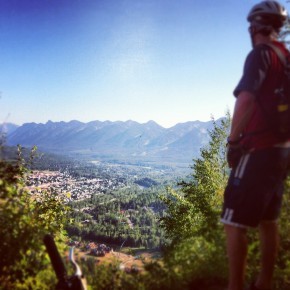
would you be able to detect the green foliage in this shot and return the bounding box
[134,177,159,188]
[275,178,290,288]
[159,114,290,289]
[67,185,168,249]
[160,117,229,243]
[79,256,185,290]
[160,117,229,240]
[0,145,69,289]
[159,116,230,287]
[81,258,145,290]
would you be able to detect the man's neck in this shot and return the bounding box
[254,33,277,46]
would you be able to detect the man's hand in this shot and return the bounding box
[226,141,244,169]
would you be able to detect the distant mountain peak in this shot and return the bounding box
[6,119,216,164]
[0,123,19,135]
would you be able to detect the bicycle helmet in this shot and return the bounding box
[247,1,288,31]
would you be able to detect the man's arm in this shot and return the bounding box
[228,91,255,142]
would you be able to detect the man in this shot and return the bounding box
[221,1,290,290]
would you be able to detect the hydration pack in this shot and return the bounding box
[264,43,290,140]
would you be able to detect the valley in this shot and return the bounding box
[25,158,183,254]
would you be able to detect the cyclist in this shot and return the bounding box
[221,1,290,290]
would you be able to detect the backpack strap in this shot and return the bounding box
[265,43,287,67]
[244,43,288,139]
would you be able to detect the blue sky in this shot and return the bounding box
[1,0,289,128]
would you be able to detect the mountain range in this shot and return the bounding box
[2,119,217,166]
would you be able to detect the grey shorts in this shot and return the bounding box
[221,147,289,228]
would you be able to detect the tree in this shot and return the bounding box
[159,116,230,287]
[160,116,229,240]
[0,145,69,289]
[280,15,290,49]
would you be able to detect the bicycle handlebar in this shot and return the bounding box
[44,234,68,283]
[43,234,87,290]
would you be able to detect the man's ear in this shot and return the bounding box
[260,26,273,36]
[249,25,259,38]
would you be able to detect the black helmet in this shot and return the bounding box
[247,1,288,31]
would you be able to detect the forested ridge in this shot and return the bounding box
[1,116,290,289]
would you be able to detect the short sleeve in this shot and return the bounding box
[233,45,271,98]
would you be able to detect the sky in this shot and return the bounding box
[0,0,289,128]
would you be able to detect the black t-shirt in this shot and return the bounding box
[234,44,272,97]
[233,41,288,149]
